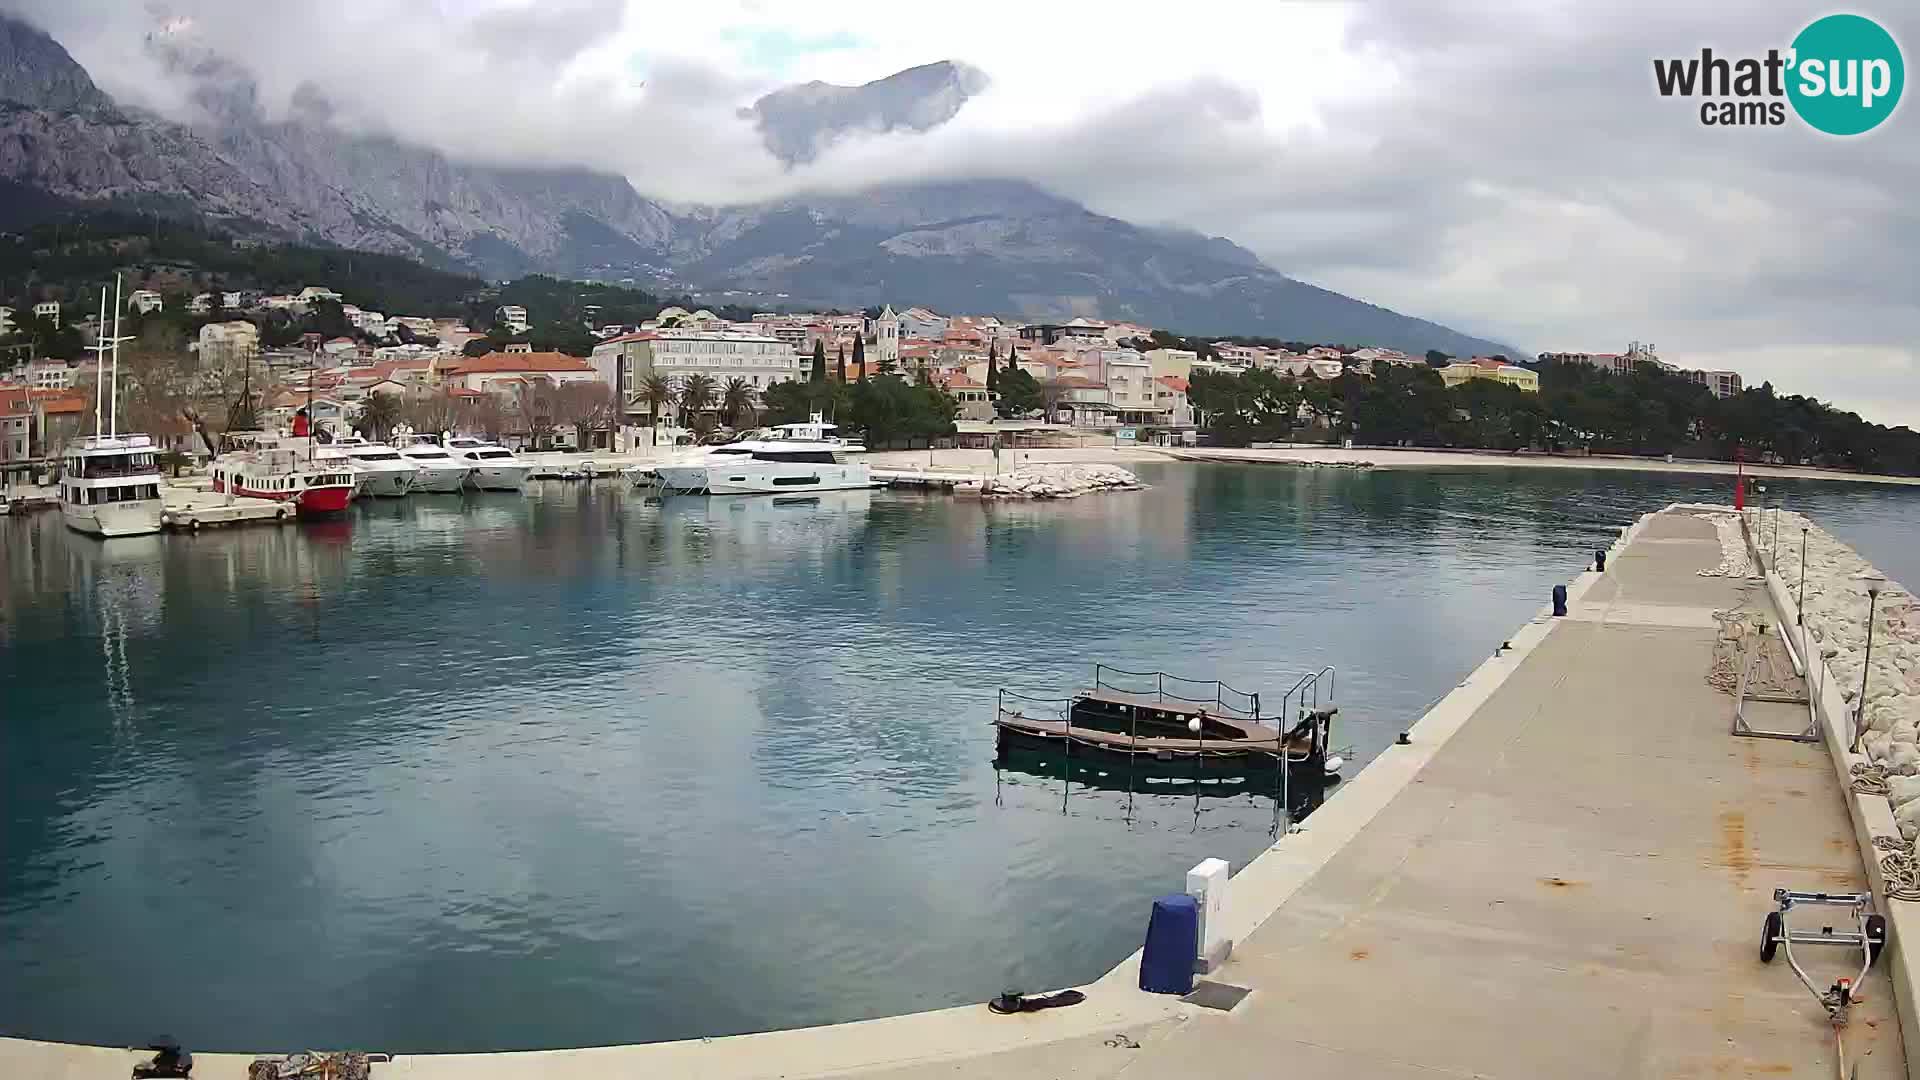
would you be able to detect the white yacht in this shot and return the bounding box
[653,415,872,495]
[444,436,532,492]
[393,437,472,493]
[330,436,418,497]
[61,280,164,538]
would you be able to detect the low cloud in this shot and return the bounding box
[8,0,1917,426]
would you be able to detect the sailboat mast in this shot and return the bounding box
[109,273,122,438]
[92,285,107,438]
[307,340,315,464]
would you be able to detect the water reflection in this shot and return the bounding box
[2,466,1919,1053]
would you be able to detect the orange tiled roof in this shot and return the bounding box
[442,352,595,375]
[1156,375,1190,392]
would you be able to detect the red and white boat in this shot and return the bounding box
[210,432,357,517]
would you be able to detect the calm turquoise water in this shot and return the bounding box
[4,463,1918,1052]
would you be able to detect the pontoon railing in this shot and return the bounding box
[1091,664,1261,718]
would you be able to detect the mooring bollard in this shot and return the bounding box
[1552,584,1568,617]
[1187,858,1231,974]
[1593,550,1606,573]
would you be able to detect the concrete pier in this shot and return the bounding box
[1,507,1905,1078]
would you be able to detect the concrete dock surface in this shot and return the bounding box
[0,509,1903,1079]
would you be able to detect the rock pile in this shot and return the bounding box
[1763,511,1920,835]
[983,463,1144,499]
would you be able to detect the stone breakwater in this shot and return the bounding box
[982,463,1143,498]
[1759,511,1920,834]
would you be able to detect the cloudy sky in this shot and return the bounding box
[15,0,1920,427]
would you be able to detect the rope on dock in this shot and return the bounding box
[1870,834,1920,902]
[1851,761,1893,796]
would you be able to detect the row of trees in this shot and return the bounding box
[1186,360,1920,475]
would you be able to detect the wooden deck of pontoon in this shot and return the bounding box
[992,708,1313,758]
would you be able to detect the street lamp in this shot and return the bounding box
[1856,574,1887,751]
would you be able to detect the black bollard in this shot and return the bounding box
[1594,550,1606,573]
[1552,584,1568,617]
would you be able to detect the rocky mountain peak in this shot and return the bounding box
[0,13,113,113]
[749,59,988,164]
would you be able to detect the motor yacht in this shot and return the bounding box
[330,436,418,497]
[444,436,532,492]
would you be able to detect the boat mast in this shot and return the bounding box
[109,273,123,438]
[89,285,108,438]
[307,336,316,464]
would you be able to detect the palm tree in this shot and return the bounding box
[678,372,718,420]
[358,391,403,442]
[720,377,754,429]
[637,373,674,429]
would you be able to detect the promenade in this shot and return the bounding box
[2,508,1904,1078]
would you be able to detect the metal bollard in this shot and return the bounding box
[1552,584,1568,617]
[1594,550,1606,573]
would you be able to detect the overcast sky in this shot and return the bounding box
[16,0,1920,427]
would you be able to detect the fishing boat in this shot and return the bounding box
[209,432,356,517]
[61,278,164,538]
[993,664,1337,781]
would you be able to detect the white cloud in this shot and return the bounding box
[9,0,1918,426]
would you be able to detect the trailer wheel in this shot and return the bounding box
[1867,913,1888,967]
[1760,910,1782,963]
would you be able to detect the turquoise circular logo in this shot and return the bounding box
[1787,14,1904,135]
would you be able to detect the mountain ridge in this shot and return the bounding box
[0,13,1520,356]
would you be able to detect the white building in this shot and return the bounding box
[897,306,948,339]
[26,359,76,390]
[496,305,531,334]
[0,305,12,335]
[873,305,901,370]
[594,329,803,416]
[127,289,164,315]
[297,286,342,304]
[33,301,60,324]
[1153,376,1194,427]
[198,321,261,371]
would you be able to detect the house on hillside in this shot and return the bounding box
[1440,357,1539,392]
[127,290,164,315]
[439,351,602,396]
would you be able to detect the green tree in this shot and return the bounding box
[986,342,999,391]
[811,340,827,383]
[637,373,674,429]
[852,335,866,380]
[835,344,846,384]
[678,372,717,420]
[720,377,755,429]
[357,391,403,442]
[1425,349,1452,367]
[995,368,1040,418]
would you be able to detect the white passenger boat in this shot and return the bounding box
[330,436,418,497]
[652,414,872,495]
[61,280,163,538]
[444,437,532,492]
[393,437,472,493]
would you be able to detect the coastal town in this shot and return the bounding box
[2,276,1761,478]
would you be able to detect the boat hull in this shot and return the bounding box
[408,465,471,493]
[657,462,873,495]
[466,465,530,492]
[62,499,163,538]
[355,468,416,497]
[210,478,353,517]
[991,721,1322,776]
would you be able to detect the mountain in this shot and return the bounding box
[748,60,990,165]
[0,13,1519,356]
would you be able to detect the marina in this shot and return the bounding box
[4,465,1920,1071]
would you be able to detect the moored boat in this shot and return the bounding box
[652,413,872,495]
[444,436,531,492]
[993,664,1337,779]
[330,436,418,497]
[393,436,472,493]
[210,432,357,517]
[60,278,163,538]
